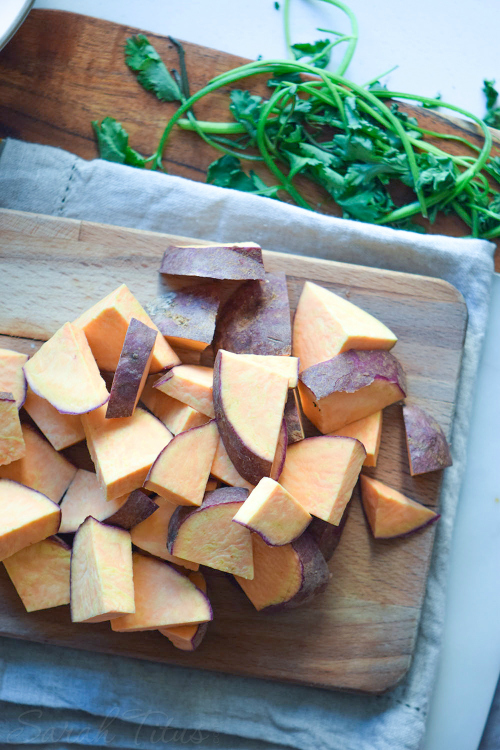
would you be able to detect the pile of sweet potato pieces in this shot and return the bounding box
[0,241,452,651]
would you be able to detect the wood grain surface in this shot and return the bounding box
[0,9,499,267]
[0,208,466,693]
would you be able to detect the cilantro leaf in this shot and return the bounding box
[92,117,147,167]
[229,90,263,140]
[206,155,281,198]
[415,153,456,195]
[267,71,302,88]
[125,35,181,102]
[291,40,332,69]
[483,79,500,128]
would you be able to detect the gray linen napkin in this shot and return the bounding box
[0,138,495,750]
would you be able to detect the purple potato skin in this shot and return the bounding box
[105,489,159,530]
[403,403,452,476]
[284,389,304,444]
[159,243,265,281]
[0,391,15,402]
[307,510,349,562]
[213,272,292,356]
[106,318,157,419]
[270,419,287,480]
[145,284,220,348]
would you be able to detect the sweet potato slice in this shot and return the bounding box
[360,475,440,538]
[293,281,397,372]
[159,571,209,651]
[308,512,349,562]
[0,479,61,561]
[154,365,214,418]
[159,242,265,281]
[299,350,406,433]
[141,375,210,434]
[167,487,254,578]
[145,421,219,506]
[111,553,212,632]
[23,388,85,450]
[235,532,329,612]
[0,424,77,502]
[106,318,157,419]
[403,404,452,476]
[105,489,158,530]
[233,478,311,546]
[59,469,128,534]
[0,392,25,466]
[205,478,219,492]
[210,438,254,491]
[3,536,70,612]
[130,495,198,570]
[24,323,109,415]
[279,436,365,525]
[284,389,305,444]
[213,350,289,485]
[71,517,135,623]
[329,411,383,467]
[82,405,172,501]
[146,284,220,351]
[0,349,28,408]
[73,283,180,373]
[226,355,299,388]
[213,272,292,356]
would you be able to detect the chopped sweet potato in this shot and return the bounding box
[205,478,219,492]
[0,424,77,502]
[71,517,135,623]
[0,349,28,408]
[73,283,180,373]
[231,355,299,388]
[167,487,254,578]
[360,475,440,538]
[159,242,265,281]
[154,365,214,417]
[59,469,128,534]
[106,318,157,419]
[308,512,349,561]
[213,350,289,485]
[146,284,220,351]
[24,323,109,415]
[3,536,70,612]
[271,419,288,481]
[233,477,311,546]
[235,532,329,611]
[0,479,61,561]
[145,420,219,506]
[284,389,305,444]
[293,281,397,372]
[403,404,452,475]
[111,553,212,632]
[299,350,406,433]
[105,489,158,530]
[141,374,210,434]
[159,571,209,651]
[0,392,25,466]
[279,436,365,525]
[329,411,383,467]
[130,495,199,570]
[82,405,172,501]
[23,388,85,450]
[210,438,254,491]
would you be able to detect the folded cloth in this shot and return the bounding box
[0,138,495,750]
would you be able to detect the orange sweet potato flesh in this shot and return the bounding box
[210,438,254,491]
[59,469,128,534]
[0,479,61,561]
[145,420,219,506]
[360,475,440,538]
[141,375,210,434]
[0,392,25,466]
[279,436,366,525]
[71,517,135,623]
[73,284,180,373]
[130,495,199,570]
[329,411,383,468]
[234,355,299,388]
[159,571,209,651]
[0,349,28,408]
[293,281,397,372]
[23,388,85,451]
[154,365,214,417]
[111,553,212,632]
[0,424,77,502]
[106,318,157,419]
[4,536,70,612]
[82,405,172,501]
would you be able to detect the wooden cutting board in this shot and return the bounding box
[0,9,499,267]
[0,207,467,693]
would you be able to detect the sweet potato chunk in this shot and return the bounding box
[154,365,214,418]
[299,350,406,433]
[213,273,292,356]
[224,355,299,388]
[233,478,311,546]
[4,536,70,612]
[210,438,254,491]
[71,517,135,623]
[59,469,128,534]
[235,532,329,611]
[279,436,365,525]
[82,405,172,501]
[130,495,198,570]
[24,323,109,415]
[284,389,305,444]
[159,242,265,281]
[403,404,452,475]
[308,512,349,561]
[146,284,220,351]
[141,375,210,434]
[0,479,61,561]
[23,388,85,450]
[106,318,157,419]
[0,349,28,408]
[0,424,77,502]
[360,475,440,538]
[73,284,180,373]
[145,421,219,506]
[167,487,254,578]
[0,392,25,466]
[329,411,383,467]
[159,571,209,651]
[213,350,289,485]
[111,553,212,632]
[105,489,158,530]
[293,281,397,372]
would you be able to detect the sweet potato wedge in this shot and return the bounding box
[154,365,214,417]
[141,374,210,434]
[59,469,128,534]
[329,411,383,467]
[0,349,28,408]
[130,494,198,570]
[106,318,157,419]
[105,489,158,530]
[146,284,220,351]
[23,388,85,450]
[360,475,440,538]
[233,355,299,388]
[0,479,61,561]
[210,438,254,491]
[307,511,349,562]
[159,571,209,651]
[284,389,305,444]
[403,404,452,476]
[159,242,265,281]
[0,392,25,466]
[3,536,70,612]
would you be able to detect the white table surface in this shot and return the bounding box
[13,0,500,747]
